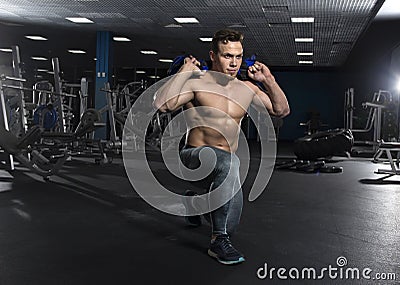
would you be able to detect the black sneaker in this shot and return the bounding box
[208,234,245,265]
[183,190,202,226]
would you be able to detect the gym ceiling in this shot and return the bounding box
[0,0,400,74]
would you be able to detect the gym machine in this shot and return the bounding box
[0,47,96,179]
[344,88,399,154]
[32,58,80,133]
[0,74,68,180]
[98,80,153,151]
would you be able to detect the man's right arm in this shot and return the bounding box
[153,56,200,112]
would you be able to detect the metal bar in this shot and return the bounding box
[0,75,27,82]
[0,80,15,170]
[52,57,65,132]
[11,45,28,135]
[105,83,118,142]
[1,84,77,98]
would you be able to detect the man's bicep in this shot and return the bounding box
[169,91,194,110]
[158,90,194,112]
[252,89,273,114]
[154,80,194,112]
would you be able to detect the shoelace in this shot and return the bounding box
[217,236,239,255]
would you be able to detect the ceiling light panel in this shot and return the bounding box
[31,56,48,60]
[68,49,86,54]
[65,17,94,23]
[77,13,126,19]
[174,17,199,23]
[25,35,48,41]
[291,17,314,23]
[113,36,131,42]
[199,37,212,42]
[295,38,314,42]
[140,50,157,55]
[164,23,183,28]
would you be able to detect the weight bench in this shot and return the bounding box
[40,114,109,164]
[41,121,106,142]
[374,141,400,177]
[0,125,68,180]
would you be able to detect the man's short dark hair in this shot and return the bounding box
[211,29,244,54]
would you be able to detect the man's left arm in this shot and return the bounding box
[247,61,290,118]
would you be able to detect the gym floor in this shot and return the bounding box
[0,142,399,285]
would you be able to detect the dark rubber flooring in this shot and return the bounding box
[0,144,399,285]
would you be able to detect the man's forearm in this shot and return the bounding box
[153,72,192,111]
[262,76,290,117]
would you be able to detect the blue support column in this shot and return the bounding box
[95,31,113,139]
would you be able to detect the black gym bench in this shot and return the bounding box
[0,125,68,180]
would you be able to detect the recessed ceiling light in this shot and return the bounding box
[158,59,173,63]
[228,23,246,28]
[295,38,314,42]
[140,50,157,55]
[31,56,48,61]
[0,48,12,52]
[164,24,183,28]
[149,75,160,79]
[136,70,146,74]
[291,17,314,23]
[199,37,212,42]
[65,17,94,24]
[174,17,199,24]
[297,52,313,56]
[113,36,131,42]
[25,35,48,41]
[299,60,313,64]
[68,49,86,54]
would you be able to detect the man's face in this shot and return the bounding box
[210,41,243,77]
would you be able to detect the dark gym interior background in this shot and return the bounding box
[0,0,400,140]
[0,0,399,284]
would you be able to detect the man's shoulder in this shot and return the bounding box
[239,79,259,91]
[238,77,266,93]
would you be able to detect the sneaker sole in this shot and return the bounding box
[208,249,245,265]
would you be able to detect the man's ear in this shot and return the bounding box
[209,50,215,62]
